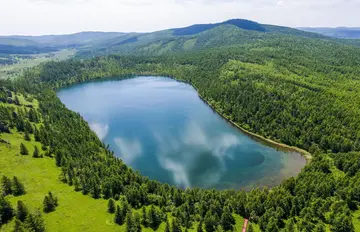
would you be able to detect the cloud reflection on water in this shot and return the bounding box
[114,137,142,164]
[89,122,109,140]
[154,121,241,188]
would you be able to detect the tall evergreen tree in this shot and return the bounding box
[43,192,58,213]
[0,196,14,225]
[171,218,181,232]
[148,205,161,230]
[13,219,25,232]
[24,210,45,232]
[165,218,170,232]
[34,127,41,142]
[134,212,142,232]
[126,210,134,232]
[33,145,40,158]
[197,220,204,232]
[114,205,126,225]
[108,198,115,214]
[141,207,148,227]
[24,131,31,141]
[19,143,28,156]
[16,200,29,222]
[1,175,13,195]
[220,206,235,231]
[12,177,25,196]
[204,211,217,232]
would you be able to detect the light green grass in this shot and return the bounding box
[0,132,120,232]
[183,39,197,50]
[0,49,75,79]
[353,210,360,231]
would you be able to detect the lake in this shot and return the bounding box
[57,76,306,190]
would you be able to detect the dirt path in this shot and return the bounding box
[242,219,249,232]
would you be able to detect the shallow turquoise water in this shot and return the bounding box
[57,76,306,189]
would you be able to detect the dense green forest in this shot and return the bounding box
[2,23,360,231]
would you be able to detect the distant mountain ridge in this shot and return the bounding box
[1,19,357,56]
[75,19,328,57]
[298,27,360,39]
[172,19,266,36]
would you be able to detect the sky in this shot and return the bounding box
[0,0,359,35]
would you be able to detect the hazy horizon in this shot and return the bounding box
[1,0,360,36]
[2,22,360,37]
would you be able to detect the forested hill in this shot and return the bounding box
[2,20,360,231]
[75,19,328,57]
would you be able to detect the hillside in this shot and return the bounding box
[2,24,360,231]
[1,32,125,47]
[76,19,327,57]
[2,18,360,232]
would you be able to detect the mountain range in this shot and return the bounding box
[0,19,329,56]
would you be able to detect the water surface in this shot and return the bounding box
[57,76,306,189]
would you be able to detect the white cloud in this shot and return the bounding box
[276,0,284,6]
[90,122,109,140]
[114,137,142,164]
[0,0,359,35]
[153,121,240,188]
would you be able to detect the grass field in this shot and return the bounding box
[0,49,74,79]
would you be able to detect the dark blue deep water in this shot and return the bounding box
[57,76,306,189]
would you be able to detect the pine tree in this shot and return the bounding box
[126,210,134,232]
[266,218,279,232]
[20,143,28,156]
[197,220,204,232]
[220,206,235,231]
[43,192,58,213]
[28,109,38,123]
[134,212,142,232]
[24,210,45,232]
[171,218,181,232]
[14,96,20,105]
[33,145,40,158]
[148,205,161,230]
[24,131,31,141]
[165,218,170,232]
[13,219,25,232]
[34,127,41,142]
[48,191,58,206]
[0,196,14,224]
[43,196,53,213]
[141,207,148,227]
[1,175,13,195]
[114,205,126,225]
[25,121,33,134]
[204,211,217,232]
[108,198,115,214]
[16,201,29,222]
[12,176,26,196]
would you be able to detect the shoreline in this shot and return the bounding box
[196,92,312,163]
[59,74,312,163]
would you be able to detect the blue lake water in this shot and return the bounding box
[57,76,306,189]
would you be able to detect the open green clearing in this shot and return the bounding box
[0,49,74,79]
